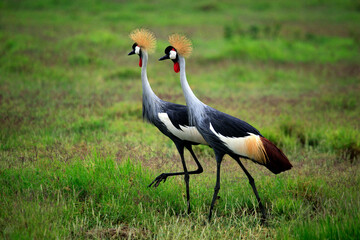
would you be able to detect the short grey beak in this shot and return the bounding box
[128,50,135,55]
[159,55,170,61]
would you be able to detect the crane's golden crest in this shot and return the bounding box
[129,29,156,53]
[168,34,192,57]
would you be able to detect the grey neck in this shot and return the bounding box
[179,56,206,124]
[141,51,162,121]
[141,51,159,101]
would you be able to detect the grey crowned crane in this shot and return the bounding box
[159,34,292,221]
[128,29,208,214]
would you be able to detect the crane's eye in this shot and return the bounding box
[135,46,141,55]
[169,50,177,59]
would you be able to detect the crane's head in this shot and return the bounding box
[159,46,180,73]
[159,34,192,73]
[128,43,143,67]
[128,28,156,68]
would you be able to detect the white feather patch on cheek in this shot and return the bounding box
[169,50,177,59]
[135,46,140,54]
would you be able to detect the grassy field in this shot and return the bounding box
[1,0,360,239]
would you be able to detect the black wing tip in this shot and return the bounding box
[261,137,293,174]
[266,163,293,174]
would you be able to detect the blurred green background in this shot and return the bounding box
[1,0,359,239]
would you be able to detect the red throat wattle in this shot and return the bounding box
[173,62,180,73]
[139,57,142,67]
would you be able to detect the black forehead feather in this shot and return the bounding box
[165,46,176,54]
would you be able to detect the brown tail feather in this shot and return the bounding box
[260,137,292,174]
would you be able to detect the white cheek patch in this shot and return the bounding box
[135,46,140,54]
[158,113,207,145]
[169,50,177,60]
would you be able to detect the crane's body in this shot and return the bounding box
[160,34,292,221]
[139,51,206,146]
[128,29,207,214]
[180,65,290,174]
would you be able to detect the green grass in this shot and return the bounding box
[1,153,359,239]
[1,0,360,239]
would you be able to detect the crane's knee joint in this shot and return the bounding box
[248,177,254,184]
[184,174,189,182]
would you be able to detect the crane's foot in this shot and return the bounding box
[187,206,191,215]
[260,213,267,226]
[148,173,168,188]
[258,203,267,225]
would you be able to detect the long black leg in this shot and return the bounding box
[148,144,203,188]
[175,143,191,214]
[234,158,266,222]
[148,143,200,214]
[185,145,203,174]
[208,152,224,221]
